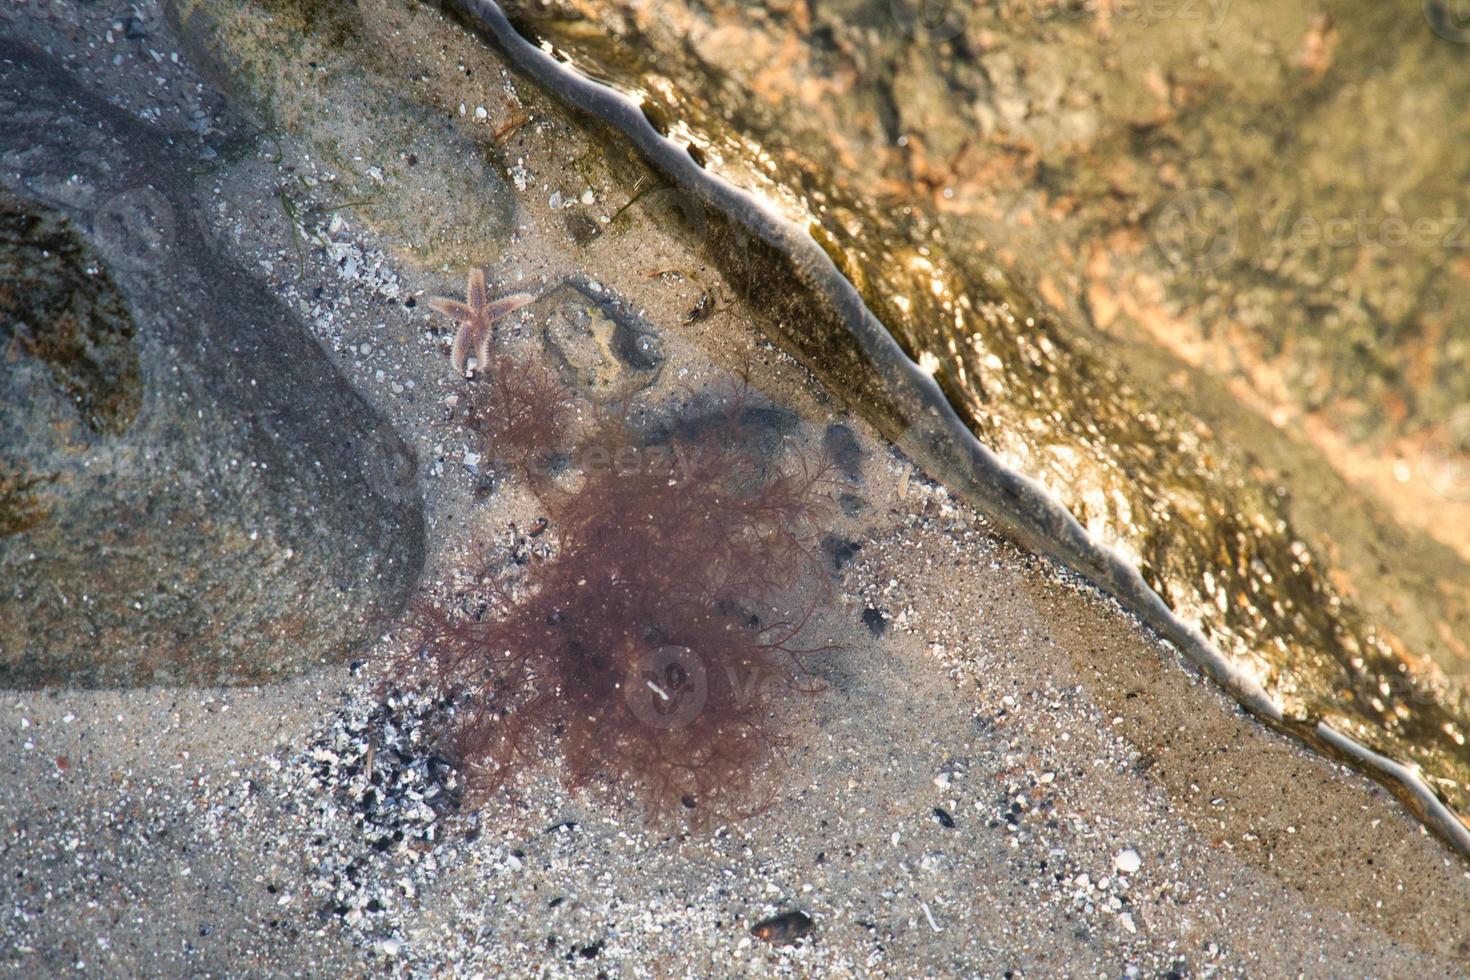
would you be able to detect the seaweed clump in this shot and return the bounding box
[400,352,836,823]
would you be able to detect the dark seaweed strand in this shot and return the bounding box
[435,0,1470,858]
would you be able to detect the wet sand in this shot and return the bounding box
[3,1,1470,976]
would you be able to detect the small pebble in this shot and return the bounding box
[750,910,813,945]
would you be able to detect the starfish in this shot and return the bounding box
[427,268,535,376]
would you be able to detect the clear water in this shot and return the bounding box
[477,0,1470,842]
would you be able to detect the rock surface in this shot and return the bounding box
[0,39,424,686]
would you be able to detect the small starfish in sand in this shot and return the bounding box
[427,268,535,376]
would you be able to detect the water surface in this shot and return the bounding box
[454,0,1470,847]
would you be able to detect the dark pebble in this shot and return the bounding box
[751,910,814,945]
[823,535,863,570]
[861,607,887,636]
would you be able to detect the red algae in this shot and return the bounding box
[399,354,837,823]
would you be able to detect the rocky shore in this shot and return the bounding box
[3,1,1469,976]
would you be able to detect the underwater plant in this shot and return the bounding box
[400,347,837,823]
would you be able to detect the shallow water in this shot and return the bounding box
[451,0,1470,844]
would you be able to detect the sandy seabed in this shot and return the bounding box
[4,1,1470,976]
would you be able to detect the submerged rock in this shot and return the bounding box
[539,279,665,396]
[0,41,424,686]
[166,0,516,268]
